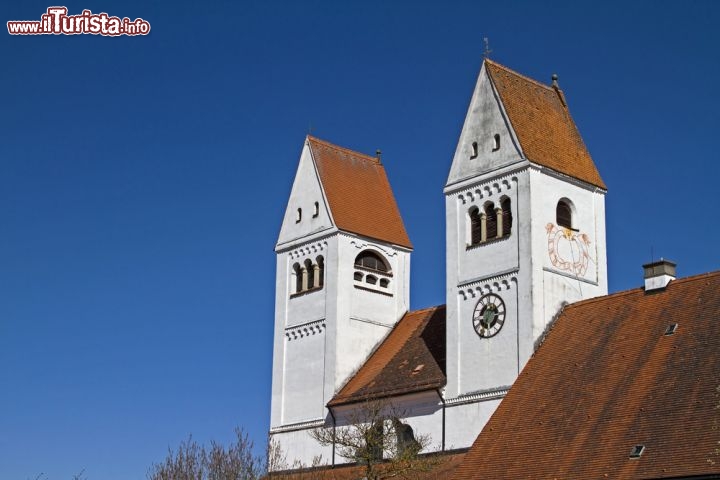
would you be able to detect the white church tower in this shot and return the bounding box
[443,59,608,447]
[269,136,413,464]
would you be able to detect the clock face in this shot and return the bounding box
[472,294,506,338]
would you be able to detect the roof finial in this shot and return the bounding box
[551,73,559,88]
[376,149,382,164]
[483,37,492,59]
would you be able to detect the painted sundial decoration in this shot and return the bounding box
[472,293,506,338]
[546,224,593,277]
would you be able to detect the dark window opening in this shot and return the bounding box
[485,203,498,239]
[501,198,512,236]
[293,263,302,294]
[379,278,390,288]
[469,207,482,245]
[629,445,645,458]
[313,201,319,217]
[354,251,389,273]
[317,256,324,288]
[296,208,302,223]
[366,275,378,285]
[492,134,500,151]
[305,259,314,289]
[557,200,572,229]
[354,271,363,281]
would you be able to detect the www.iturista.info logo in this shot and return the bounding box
[7,7,151,36]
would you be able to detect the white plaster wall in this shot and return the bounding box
[269,428,334,469]
[444,398,502,449]
[331,391,445,455]
[282,330,327,424]
[454,276,519,394]
[527,169,608,367]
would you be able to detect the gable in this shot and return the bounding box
[329,306,446,406]
[446,62,525,187]
[276,141,335,248]
[453,271,720,479]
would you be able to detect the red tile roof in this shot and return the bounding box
[329,306,446,407]
[485,60,606,189]
[308,136,412,249]
[453,271,720,480]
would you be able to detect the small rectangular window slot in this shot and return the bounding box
[664,323,678,335]
[629,444,645,458]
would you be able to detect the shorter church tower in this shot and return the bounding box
[270,136,413,465]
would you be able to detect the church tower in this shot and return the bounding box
[443,60,608,447]
[270,136,412,464]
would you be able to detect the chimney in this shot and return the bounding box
[643,259,676,292]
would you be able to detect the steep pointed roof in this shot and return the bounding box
[453,271,720,479]
[307,136,412,249]
[329,306,446,406]
[485,60,606,189]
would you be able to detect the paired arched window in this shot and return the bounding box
[353,250,392,292]
[468,198,512,246]
[291,255,325,296]
[556,200,573,229]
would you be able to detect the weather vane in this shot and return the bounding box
[483,37,492,59]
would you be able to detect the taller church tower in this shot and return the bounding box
[443,60,608,447]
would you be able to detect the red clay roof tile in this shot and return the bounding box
[308,136,412,249]
[486,60,606,189]
[329,306,446,407]
[453,271,720,479]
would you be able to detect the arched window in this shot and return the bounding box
[296,208,302,223]
[313,201,319,217]
[492,134,501,151]
[557,200,572,229]
[316,256,324,288]
[293,263,302,294]
[304,259,314,289]
[354,271,363,281]
[485,203,497,239]
[501,197,512,236]
[469,207,482,245]
[471,141,478,158]
[379,278,390,288]
[366,275,378,285]
[354,251,389,273]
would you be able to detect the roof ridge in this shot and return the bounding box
[565,269,720,310]
[306,135,379,164]
[485,59,556,94]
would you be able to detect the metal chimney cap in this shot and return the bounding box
[642,259,677,279]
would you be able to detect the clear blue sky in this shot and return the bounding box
[2,1,719,478]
